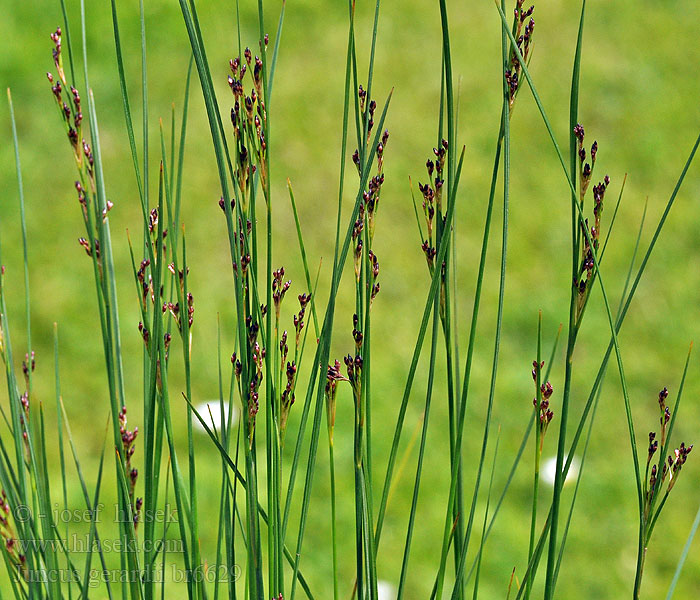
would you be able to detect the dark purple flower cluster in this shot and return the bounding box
[504,1,535,110]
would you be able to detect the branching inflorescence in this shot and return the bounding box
[418,140,448,274]
[0,490,26,580]
[47,29,112,273]
[504,1,535,112]
[229,41,269,207]
[643,387,693,522]
[572,123,609,320]
[531,359,554,449]
[118,407,142,531]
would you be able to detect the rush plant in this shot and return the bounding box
[0,1,699,599]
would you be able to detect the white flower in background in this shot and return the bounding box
[193,401,237,434]
[377,581,396,600]
[541,455,580,487]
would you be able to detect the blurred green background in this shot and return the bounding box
[1,0,700,598]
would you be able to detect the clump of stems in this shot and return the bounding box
[0,2,698,600]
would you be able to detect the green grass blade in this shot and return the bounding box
[6,90,31,383]
[432,128,500,600]
[451,12,512,589]
[2,87,31,581]
[396,303,439,600]
[599,174,628,261]
[375,147,465,550]
[181,394,315,600]
[493,10,647,599]
[81,432,109,599]
[53,324,72,598]
[173,55,195,252]
[553,202,645,592]
[59,402,114,600]
[139,0,149,205]
[286,179,320,335]
[267,0,287,99]
[288,100,399,598]
[552,374,603,587]
[160,120,203,600]
[280,0,357,550]
[109,0,146,209]
[462,323,561,589]
[471,429,500,600]
[59,0,77,85]
[665,502,700,600]
[568,0,586,270]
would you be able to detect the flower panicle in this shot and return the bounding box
[228,38,269,208]
[531,359,554,447]
[572,123,609,319]
[0,490,27,580]
[325,360,348,441]
[504,1,536,111]
[294,293,311,347]
[48,27,116,278]
[118,407,142,530]
[418,140,448,274]
[644,387,693,521]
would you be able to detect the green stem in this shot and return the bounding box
[525,314,543,600]
[397,302,439,600]
[328,432,339,600]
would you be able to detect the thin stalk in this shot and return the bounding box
[288,95,396,600]
[59,0,76,84]
[553,372,604,587]
[177,3,264,598]
[396,302,440,600]
[162,131,202,600]
[375,146,466,552]
[432,120,502,600]
[435,54,464,591]
[183,395,315,600]
[471,430,500,600]
[139,0,149,207]
[524,314,543,600]
[513,139,696,591]
[546,3,586,594]
[7,91,31,390]
[665,502,700,600]
[53,324,71,598]
[327,427,339,600]
[450,13,511,589]
[494,10,653,599]
[3,90,29,526]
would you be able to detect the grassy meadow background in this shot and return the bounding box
[1,0,700,597]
